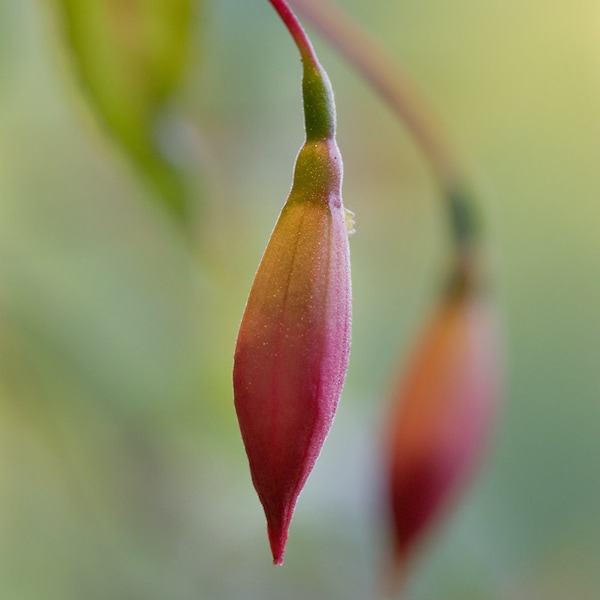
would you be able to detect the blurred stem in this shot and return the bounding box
[288,0,481,259]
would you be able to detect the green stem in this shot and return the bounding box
[268,0,336,140]
[288,0,481,256]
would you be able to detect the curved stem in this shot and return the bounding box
[288,0,481,255]
[268,0,337,141]
[268,0,320,68]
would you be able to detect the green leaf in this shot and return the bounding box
[56,0,196,223]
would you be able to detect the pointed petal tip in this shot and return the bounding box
[267,522,288,567]
[377,554,410,599]
[270,539,285,566]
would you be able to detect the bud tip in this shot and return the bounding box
[268,522,289,566]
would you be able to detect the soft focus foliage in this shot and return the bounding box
[55,0,197,220]
[1,1,600,599]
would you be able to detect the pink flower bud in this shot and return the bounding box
[383,286,501,583]
[233,138,352,565]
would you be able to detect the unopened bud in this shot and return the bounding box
[233,59,351,565]
[382,284,501,585]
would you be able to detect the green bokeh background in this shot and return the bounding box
[1,0,599,598]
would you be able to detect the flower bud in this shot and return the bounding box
[383,283,501,583]
[233,136,351,565]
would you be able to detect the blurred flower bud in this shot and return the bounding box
[233,136,352,565]
[382,281,502,585]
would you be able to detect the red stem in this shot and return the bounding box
[288,0,482,264]
[268,0,320,67]
[288,0,459,188]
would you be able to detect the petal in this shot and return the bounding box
[384,292,501,575]
[234,192,351,564]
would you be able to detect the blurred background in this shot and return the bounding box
[1,0,599,598]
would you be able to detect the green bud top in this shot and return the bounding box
[302,61,336,141]
[289,139,342,204]
[446,184,480,251]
